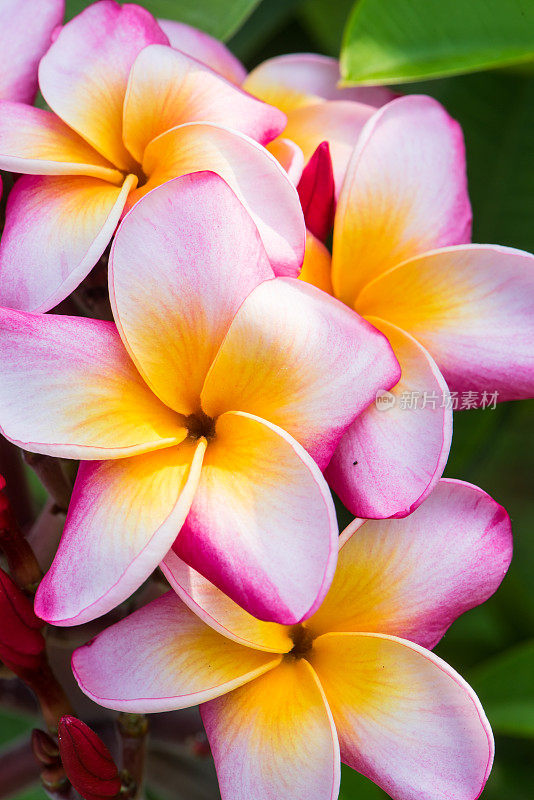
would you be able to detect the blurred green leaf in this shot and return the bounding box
[298,0,354,56]
[469,641,534,737]
[340,0,534,85]
[65,0,261,40]
[340,765,388,799]
[0,709,34,746]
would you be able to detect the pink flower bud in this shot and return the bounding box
[57,716,121,800]
[0,566,45,674]
[297,141,336,242]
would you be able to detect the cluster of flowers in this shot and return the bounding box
[0,1,533,799]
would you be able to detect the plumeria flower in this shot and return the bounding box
[73,479,512,800]
[301,93,534,520]
[0,173,398,626]
[243,53,396,191]
[0,0,304,312]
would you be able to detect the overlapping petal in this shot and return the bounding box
[174,411,338,624]
[110,172,274,416]
[128,122,305,276]
[202,278,400,470]
[332,95,471,307]
[35,440,205,626]
[123,45,284,163]
[244,53,395,113]
[0,103,122,180]
[326,318,452,519]
[162,551,292,653]
[0,309,184,458]
[307,479,512,649]
[309,633,493,800]
[299,232,333,294]
[357,245,534,401]
[157,18,246,84]
[38,0,168,170]
[282,100,374,195]
[72,591,279,711]
[202,659,340,800]
[0,173,135,312]
[0,0,64,103]
[267,137,304,184]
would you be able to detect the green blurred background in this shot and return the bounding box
[1,1,533,798]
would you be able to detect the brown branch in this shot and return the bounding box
[0,478,42,592]
[117,713,149,799]
[0,437,33,528]
[23,453,73,515]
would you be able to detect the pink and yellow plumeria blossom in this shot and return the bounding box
[0,173,399,627]
[301,93,534,520]
[243,53,396,191]
[0,0,305,313]
[73,479,512,800]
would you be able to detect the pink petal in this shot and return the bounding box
[158,18,246,84]
[123,44,284,163]
[202,658,340,800]
[307,479,512,650]
[244,53,395,112]
[358,244,534,401]
[174,411,338,625]
[109,172,274,416]
[72,591,280,711]
[267,137,304,185]
[202,278,400,470]
[0,0,64,103]
[127,122,305,277]
[35,440,205,625]
[326,318,451,519]
[0,102,121,180]
[0,309,184,458]
[309,633,493,800]
[162,551,293,654]
[38,0,168,170]
[0,173,135,312]
[333,95,472,307]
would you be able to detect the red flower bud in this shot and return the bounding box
[58,716,121,800]
[297,141,336,242]
[0,566,45,674]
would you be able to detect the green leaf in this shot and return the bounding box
[469,640,534,737]
[65,0,261,41]
[298,0,355,57]
[340,0,534,85]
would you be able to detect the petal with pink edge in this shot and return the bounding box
[325,317,451,519]
[162,551,293,653]
[244,53,395,113]
[38,0,168,170]
[0,0,64,103]
[0,102,122,180]
[357,244,534,401]
[0,310,184,459]
[309,632,493,800]
[202,658,340,800]
[283,100,375,196]
[202,278,400,470]
[333,95,471,307]
[128,122,305,277]
[307,479,512,649]
[174,411,338,625]
[73,591,280,711]
[0,173,135,312]
[157,18,246,84]
[267,137,304,185]
[35,439,205,626]
[110,172,274,416]
[123,45,284,163]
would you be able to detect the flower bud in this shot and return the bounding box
[0,566,45,674]
[32,728,60,766]
[57,716,121,800]
[297,141,336,242]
